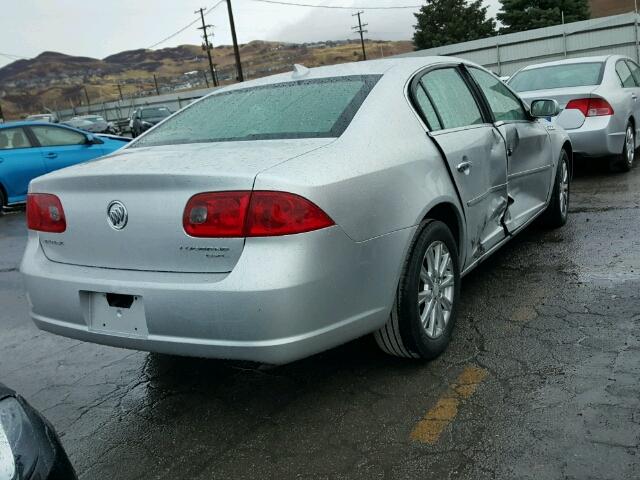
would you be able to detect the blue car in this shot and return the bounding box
[0,121,129,210]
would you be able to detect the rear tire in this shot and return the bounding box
[0,189,5,216]
[541,149,570,229]
[610,122,635,172]
[375,220,460,359]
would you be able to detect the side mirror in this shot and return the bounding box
[530,99,560,118]
[85,134,104,145]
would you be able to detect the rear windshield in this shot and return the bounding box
[508,62,604,92]
[132,75,380,147]
[141,107,171,119]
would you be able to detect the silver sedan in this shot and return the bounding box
[21,57,571,364]
[509,55,639,172]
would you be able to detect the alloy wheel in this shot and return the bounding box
[626,125,635,168]
[418,241,455,339]
[559,158,569,218]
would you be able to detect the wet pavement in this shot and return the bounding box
[1,159,639,479]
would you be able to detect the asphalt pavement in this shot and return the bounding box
[0,159,639,479]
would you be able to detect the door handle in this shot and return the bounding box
[457,160,473,174]
[44,152,58,159]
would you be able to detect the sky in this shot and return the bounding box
[0,0,501,68]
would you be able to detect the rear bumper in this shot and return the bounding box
[21,226,413,364]
[566,116,625,158]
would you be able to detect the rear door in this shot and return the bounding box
[28,125,104,172]
[468,66,553,232]
[0,127,47,202]
[624,59,640,138]
[413,66,508,265]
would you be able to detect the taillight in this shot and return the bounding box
[565,98,614,117]
[26,193,66,233]
[183,191,334,238]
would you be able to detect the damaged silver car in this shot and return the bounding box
[21,57,571,364]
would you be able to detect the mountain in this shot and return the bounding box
[0,40,413,119]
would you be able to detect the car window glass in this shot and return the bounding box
[420,68,483,130]
[625,60,640,86]
[469,68,527,122]
[616,61,635,88]
[414,85,442,130]
[0,128,33,149]
[508,62,604,92]
[133,75,381,147]
[31,126,86,147]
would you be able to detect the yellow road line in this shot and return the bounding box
[410,365,488,444]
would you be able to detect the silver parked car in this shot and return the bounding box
[20,57,571,364]
[509,55,639,172]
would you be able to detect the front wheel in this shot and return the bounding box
[541,149,570,229]
[375,220,461,359]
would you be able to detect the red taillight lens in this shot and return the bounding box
[245,191,334,237]
[183,191,334,238]
[565,97,614,117]
[183,191,251,237]
[26,193,66,233]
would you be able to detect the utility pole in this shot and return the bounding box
[196,8,219,87]
[83,86,91,106]
[351,11,368,61]
[635,0,639,62]
[117,83,124,101]
[561,11,567,57]
[226,0,244,82]
[213,64,219,86]
[153,74,160,95]
[201,70,210,88]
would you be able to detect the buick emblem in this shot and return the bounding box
[107,201,128,230]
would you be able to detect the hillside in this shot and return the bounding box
[0,40,413,119]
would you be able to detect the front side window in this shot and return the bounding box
[508,62,604,92]
[0,128,32,150]
[616,61,636,88]
[469,68,527,122]
[31,126,86,147]
[419,68,483,130]
[133,75,380,147]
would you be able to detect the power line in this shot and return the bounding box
[0,52,28,60]
[147,0,225,49]
[251,0,423,9]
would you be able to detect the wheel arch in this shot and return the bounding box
[561,140,573,178]
[0,181,7,207]
[422,201,464,259]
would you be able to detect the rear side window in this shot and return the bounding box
[414,86,442,130]
[616,61,636,88]
[0,128,32,149]
[508,62,604,92]
[133,75,381,147]
[419,68,483,130]
[627,60,640,85]
[31,126,86,147]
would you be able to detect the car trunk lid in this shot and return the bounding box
[517,85,601,130]
[33,139,332,273]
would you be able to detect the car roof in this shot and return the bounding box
[0,120,58,128]
[207,56,479,93]
[518,55,620,71]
